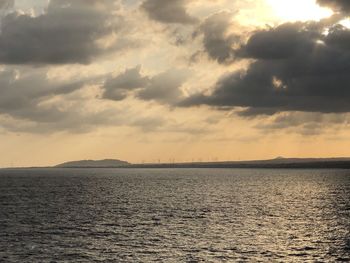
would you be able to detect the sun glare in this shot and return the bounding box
[267,0,333,22]
[339,19,350,29]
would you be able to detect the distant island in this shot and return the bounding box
[56,159,130,168]
[53,157,350,169]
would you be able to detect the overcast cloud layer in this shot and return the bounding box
[0,0,350,138]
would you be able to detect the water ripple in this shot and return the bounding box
[0,168,349,262]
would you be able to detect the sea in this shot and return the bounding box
[0,168,349,262]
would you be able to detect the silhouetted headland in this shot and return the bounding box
[53,157,350,169]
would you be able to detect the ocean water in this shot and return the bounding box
[0,168,349,262]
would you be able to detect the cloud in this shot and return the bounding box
[102,66,149,101]
[141,0,197,24]
[0,68,93,123]
[317,0,350,13]
[182,20,350,116]
[238,22,311,59]
[0,66,170,134]
[137,69,189,104]
[0,64,192,134]
[254,112,350,136]
[196,11,239,64]
[0,0,13,10]
[0,0,134,64]
[102,66,190,104]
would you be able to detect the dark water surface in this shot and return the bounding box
[0,168,349,262]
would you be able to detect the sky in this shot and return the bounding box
[1,0,350,167]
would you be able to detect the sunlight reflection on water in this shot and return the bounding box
[0,168,349,262]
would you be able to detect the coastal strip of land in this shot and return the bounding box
[4,158,350,170]
[55,158,350,169]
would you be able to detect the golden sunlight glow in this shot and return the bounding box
[267,0,333,22]
[272,76,287,90]
[340,19,350,28]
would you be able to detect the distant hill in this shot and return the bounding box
[56,159,130,168]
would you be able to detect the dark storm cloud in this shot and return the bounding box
[238,23,315,59]
[141,0,197,24]
[196,12,239,64]
[183,21,350,115]
[317,0,350,13]
[102,66,189,104]
[0,0,130,64]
